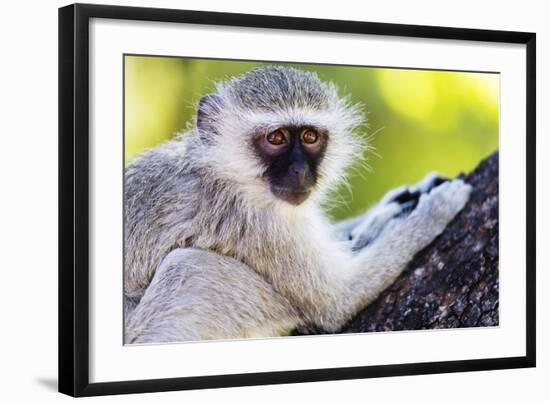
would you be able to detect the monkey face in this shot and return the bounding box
[253,126,328,205]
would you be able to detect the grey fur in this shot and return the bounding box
[223,66,334,111]
[124,66,471,343]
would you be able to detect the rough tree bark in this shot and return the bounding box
[296,151,499,335]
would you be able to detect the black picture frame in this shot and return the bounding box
[58,3,536,397]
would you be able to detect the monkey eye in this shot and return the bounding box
[266,130,287,146]
[301,129,319,145]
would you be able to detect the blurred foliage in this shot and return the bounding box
[125,56,499,221]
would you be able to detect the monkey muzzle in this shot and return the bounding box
[269,160,315,205]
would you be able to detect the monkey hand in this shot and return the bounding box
[350,173,472,253]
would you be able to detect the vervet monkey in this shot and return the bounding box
[124,66,471,343]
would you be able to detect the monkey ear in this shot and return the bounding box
[197,94,223,136]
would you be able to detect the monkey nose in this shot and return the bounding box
[289,162,308,186]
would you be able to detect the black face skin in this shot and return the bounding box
[253,126,328,205]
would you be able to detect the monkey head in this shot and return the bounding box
[194,66,366,207]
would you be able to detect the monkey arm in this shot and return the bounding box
[309,176,471,333]
[346,178,472,313]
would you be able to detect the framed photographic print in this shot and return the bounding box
[58,3,536,397]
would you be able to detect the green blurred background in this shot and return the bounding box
[125,56,499,221]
